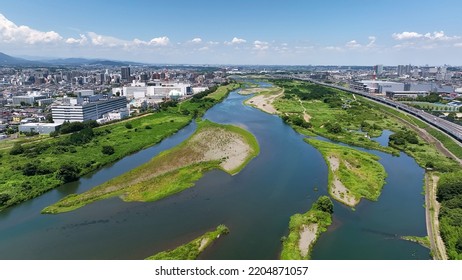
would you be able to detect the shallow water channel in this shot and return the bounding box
[0,86,430,259]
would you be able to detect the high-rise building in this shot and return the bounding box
[121,67,131,82]
[374,65,384,76]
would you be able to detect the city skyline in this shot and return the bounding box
[1,0,462,65]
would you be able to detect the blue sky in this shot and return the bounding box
[1,0,462,65]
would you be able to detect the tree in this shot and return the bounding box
[0,193,11,206]
[9,143,24,155]
[56,164,80,183]
[22,162,38,176]
[313,196,334,214]
[447,112,457,121]
[101,145,115,155]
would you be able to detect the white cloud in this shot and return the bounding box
[366,36,376,48]
[345,40,361,49]
[0,13,62,44]
[190,37,202,44]
[324,46,342,51]
[87,32,125,47]
[392,30,459,41]
[225,37,246,45]
[424,31,459,41]
[392,31,423,40]
[232,37,246,44]
[149,36,170,46]
[65,34,88,45]
[253,40,269,50]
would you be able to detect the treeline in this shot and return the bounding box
[436,171,462,259]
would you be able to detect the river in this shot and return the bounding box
[0,85,430,259]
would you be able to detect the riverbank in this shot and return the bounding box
[42,120,259,214]
[306,138,387,207]
[146,225,229,260]
[0,83,239,212]
[280,196,333,260]
[425,173,448,259]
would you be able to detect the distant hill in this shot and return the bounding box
[0,52,146,67]
[42,57,145,66]
[0,52,45,66]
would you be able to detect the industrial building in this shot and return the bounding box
[52,96,128,123]
[19,123,62,134]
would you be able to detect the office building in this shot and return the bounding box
[121,67,131,82]
[52,96,128,123]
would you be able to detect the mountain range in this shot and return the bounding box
[0,52,144,67]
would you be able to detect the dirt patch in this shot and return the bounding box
[303,113,311,122]
[191,128,251,172]
[198,238,209,252]
[298,224,318,258]
[239,87,267,95]
[326,155,359,207]
[245,89,283,114]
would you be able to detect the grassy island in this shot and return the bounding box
[42,120,259,214]
[280,196,333,260]
[306,138,387,207]
[146,225,229,260]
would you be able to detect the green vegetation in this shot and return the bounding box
[146,225,230,260]
[268,78,462,258]
[306,138,387,206]
[271,79,460,172]
[0,83,239,211]
[271,79,398,154]
[436,171,462,259]
[280,196,333,260]
[401,236,430,248]
[42,120,259,214]
[425,127,462,159]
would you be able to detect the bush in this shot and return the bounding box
[9,143,24,155]
[145,125,152,129]
[125,123,133,129]
[56,164,80,183]
[325,122,342,134]
[101,145,115,155]
[313,196,334,214]
[0,193,11,206]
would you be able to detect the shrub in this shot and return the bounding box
[56,164,80,183]
[0,193,11,206]
[313,196,334,214]
[101,145,115,155]
[125,123,133,129]
[9,143,24,155]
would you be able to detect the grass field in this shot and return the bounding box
[306,138,387,206]
[42,120,259,214]
[146,225,229,260]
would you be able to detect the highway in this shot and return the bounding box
[273,74,462,143]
